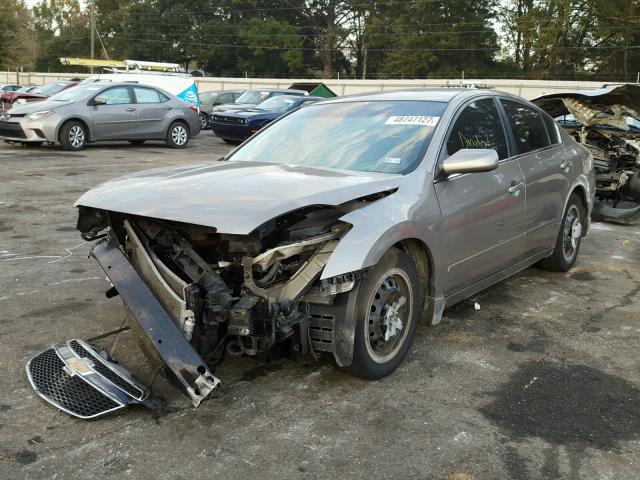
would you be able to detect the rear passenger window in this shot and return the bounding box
[446,98,508,160]
[134,87,165,104]
[500,99,550,154]
[542,113,560,144]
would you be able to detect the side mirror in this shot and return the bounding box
[92,98,107,106]
[441,149,499,175]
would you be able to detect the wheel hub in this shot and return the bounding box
[562,205,581,259]
[366,271,412,361]
[383,296,406,341]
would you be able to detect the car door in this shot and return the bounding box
[132,86,172,138]
[434,97,527,295]
[90,86,137,140]
[499,99,570,255]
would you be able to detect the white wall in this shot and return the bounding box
[1,71,606,100]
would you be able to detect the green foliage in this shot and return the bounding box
[6,0,640,81]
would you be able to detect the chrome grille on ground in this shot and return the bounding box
[26,339,151,419]
[27,348,123,418]
[68,340,145,400]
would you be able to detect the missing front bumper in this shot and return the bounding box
[90,237,220,406]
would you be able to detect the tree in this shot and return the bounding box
[365,0,500,79]
[0,0,35,70]
[32,0,90,71]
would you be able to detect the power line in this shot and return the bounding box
[109,35,640,52]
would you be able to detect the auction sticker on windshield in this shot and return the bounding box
[385,116,439,126]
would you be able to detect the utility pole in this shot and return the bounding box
[90,0,95,73]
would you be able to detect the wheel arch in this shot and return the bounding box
[393,238,435,299]
[165,117,190,138]
[57,117,91,143]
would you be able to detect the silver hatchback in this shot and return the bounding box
[0,82,201,150]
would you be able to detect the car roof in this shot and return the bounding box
[246,88,307,94]
[320,88,497,104]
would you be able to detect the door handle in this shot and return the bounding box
[125,107,136,112]
[560,160,573,170]
[163,106,173,110]
[508,180,524,195]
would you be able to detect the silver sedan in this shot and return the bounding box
[0,82,201,150]
[61,89,596,410]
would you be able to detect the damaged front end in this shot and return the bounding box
[534,84,640,224]
[28,197,381,418]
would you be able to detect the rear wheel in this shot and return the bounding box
[128,140,146,145]
[345,248,421,380]
[166,122,189,149]
[199,112,209,130]
[539,192,585,272]
[59,121,87,151]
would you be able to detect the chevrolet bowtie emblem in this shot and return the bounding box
[64,357,94,376]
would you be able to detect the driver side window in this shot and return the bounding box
[446,98,508,160]
[95,87,132,105]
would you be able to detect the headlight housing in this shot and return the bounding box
[14,98,27,105]
[26,110,54,121]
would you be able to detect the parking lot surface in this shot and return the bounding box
[1,135,639,480]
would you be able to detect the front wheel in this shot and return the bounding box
[199,112,209,130]
[59,121,87,151]
[539,192,585,272]
[345,248,421,380]
[166,122,189,149]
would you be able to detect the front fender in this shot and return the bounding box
[320,187,443,282]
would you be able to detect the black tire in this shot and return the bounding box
[199,112,209,130]
[59,120,87,151]
[539,192,585,272]
[128,140,146,145]
[166,121,189,149]
[222,138,237,144]
[345,248,421,380]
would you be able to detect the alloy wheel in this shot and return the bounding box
[68,125,85,149]
[172,125,188,146]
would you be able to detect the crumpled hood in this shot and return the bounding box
[532,84,640,129]
[75,161,402,234]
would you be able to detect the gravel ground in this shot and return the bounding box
[0,133,639,480]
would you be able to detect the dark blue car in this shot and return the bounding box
[210,95,324,143]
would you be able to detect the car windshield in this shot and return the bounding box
[256,96,298,112]
[49,84,105,102]
[229,100,447,174]
[35,82,71,97]
[235,90,272,105]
